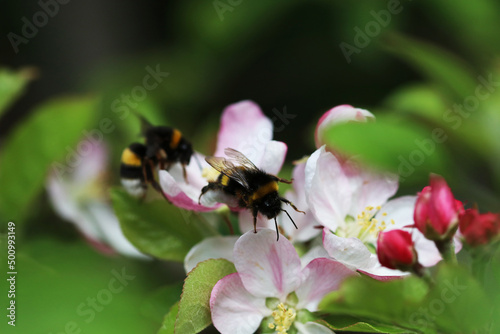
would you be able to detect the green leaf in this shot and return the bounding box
[0,67,36,116]
[383,33,476,99]
[0,96,98,223]
[320,275,429,332]
[319,264,491,334]
[324,113,451,185]
[319,315,412,333]
[158,302,179,334]
[174,258,236,334]
[422,264,490,333]
[111,188,205,262]
[141,282,184,324]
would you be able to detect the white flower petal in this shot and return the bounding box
[375,196,416,230]
[258,140,287,175]
[210,273,270,334]
[85,202,147,259]
[322,229,377,271]
[305,147,352,232]
[234,229,303,300]
[345,161,399,217]
[296,258,356,311]
[300,245,330,269]
[184,236,239,273]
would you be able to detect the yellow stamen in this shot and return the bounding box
[268,303,296,334]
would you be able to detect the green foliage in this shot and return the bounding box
[0,67,35,116]
[141,282,184,324]
[0,96,98,224]
[383,33,476,99]
[319,315,411,333]
[0,236,159,334]
[158,302,179,334]
[324,113,452,185]
[319,264,491,334]
[111,189,208,262]
[159,258,236,334]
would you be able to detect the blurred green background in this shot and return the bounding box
[1,1,500,333]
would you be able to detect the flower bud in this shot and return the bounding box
[414,174,463,241]
[377,229,418,271]
[459,208,500,247]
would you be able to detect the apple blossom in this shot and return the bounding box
[46,140,147,258]
[307,147,460,278]
[210,229,355,334]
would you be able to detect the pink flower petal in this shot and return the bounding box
[296,258,356,311]
[234,229,303,300]
[322,229,377,270]
[214,100,273,163]
[73,139,108,183]
[184,236,239,273]
[210,273,270,334]
[315,105,374,148]
[305,147,352,232]
[159,153,221,212]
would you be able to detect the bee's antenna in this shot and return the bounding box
[274,217,280,241]
[281,209,298,230]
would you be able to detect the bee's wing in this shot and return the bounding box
[205,155,251,189]
[224,148,259,171]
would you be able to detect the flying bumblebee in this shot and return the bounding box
[199,148,304,240]
[120,118,193,199]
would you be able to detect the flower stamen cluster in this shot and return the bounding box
[268,303,296,334]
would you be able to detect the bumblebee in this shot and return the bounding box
[120,142,162,198]
[120,118,193,199]
[199,148,304,240]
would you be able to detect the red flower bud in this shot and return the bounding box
[459,208,500,247]
[377,229,418,271]
[414,174,463,241]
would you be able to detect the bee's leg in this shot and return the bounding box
[252,208,258,233]
[198,185,209,204]
[281,209,298,230]
[182,164,189,184]
[273,217,279,241]
[280,197,305,214]
[275,176,293,184]
[144,159,171,203]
